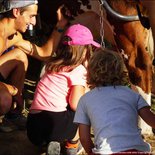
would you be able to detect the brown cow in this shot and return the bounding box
[106,1,152,88]
[69,0,153,134]
[72,0,152,100]
[39,0,153,134]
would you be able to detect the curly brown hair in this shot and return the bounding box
[87,48,130,89]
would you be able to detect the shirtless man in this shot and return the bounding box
[0,0,68,131]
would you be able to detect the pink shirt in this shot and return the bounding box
[30,65,87,112]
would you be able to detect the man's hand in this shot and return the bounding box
[56,5,72,28]
[0,82,18,96]
[7,84,18,96]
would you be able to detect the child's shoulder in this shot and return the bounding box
[71,65,87,74]
[75,65,86,70]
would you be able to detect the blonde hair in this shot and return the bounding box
[87,48,129,89]
[46,43,93,73]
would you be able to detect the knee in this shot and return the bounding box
[13,48,29,71]
[0,89,12,116]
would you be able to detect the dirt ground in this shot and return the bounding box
[0,128,86,155]
[0,130,41,155]
[0,130,155,155]
[144,134,155,154]
[0,89,155,155]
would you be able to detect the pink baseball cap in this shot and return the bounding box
[63,24,100,48]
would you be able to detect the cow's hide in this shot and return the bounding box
[69,0,154,135]
[38,0,154,134]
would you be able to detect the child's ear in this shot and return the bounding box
[12,8,21,18]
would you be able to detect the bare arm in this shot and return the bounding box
[0,37,5,56]
[139,106,155,128]
[79,124,94,155]
[13,6,69,60]
[69,85,85,111]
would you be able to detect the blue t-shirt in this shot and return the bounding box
[74,86,150,154]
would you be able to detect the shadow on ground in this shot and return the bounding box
[0,130,42,155]
[0,130,155,155]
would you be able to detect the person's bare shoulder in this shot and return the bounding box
[7,32,24,47]
[0,37,6,55]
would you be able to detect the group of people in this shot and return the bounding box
[0,0,68,131]
[0,0,155,155]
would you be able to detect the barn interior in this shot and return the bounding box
[0,0,155,154]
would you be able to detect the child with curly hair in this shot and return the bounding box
[74,48,155,155]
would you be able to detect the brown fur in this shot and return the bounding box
[71,0,153,94]
[106,0,152,93]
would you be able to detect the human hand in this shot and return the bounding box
[56,5,72,28]
[61,0,91,17]
[8,85,18,96]
[130,84,138,93]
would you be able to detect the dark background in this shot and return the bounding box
[23,0,92,85]
[23,0,92,100]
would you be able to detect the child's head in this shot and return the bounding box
[46,24,100,73]
[87,48,129,89]
[63,24,100,47]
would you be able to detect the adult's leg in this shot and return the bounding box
[0,87,12,116]
[0,48,28,115]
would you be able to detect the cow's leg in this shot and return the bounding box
[138,44,153,135]
[136,43,152,103]
[128,43,153,135]
[119,34,153,134]
[147,30,155,95]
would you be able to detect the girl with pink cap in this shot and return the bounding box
[27,24,100,155]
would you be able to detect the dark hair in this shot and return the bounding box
[87,48,129,89]
[0,9,13,18]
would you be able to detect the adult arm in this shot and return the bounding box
[79,124,95,155]
[11,6,69,60]
[0,38,5,56]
